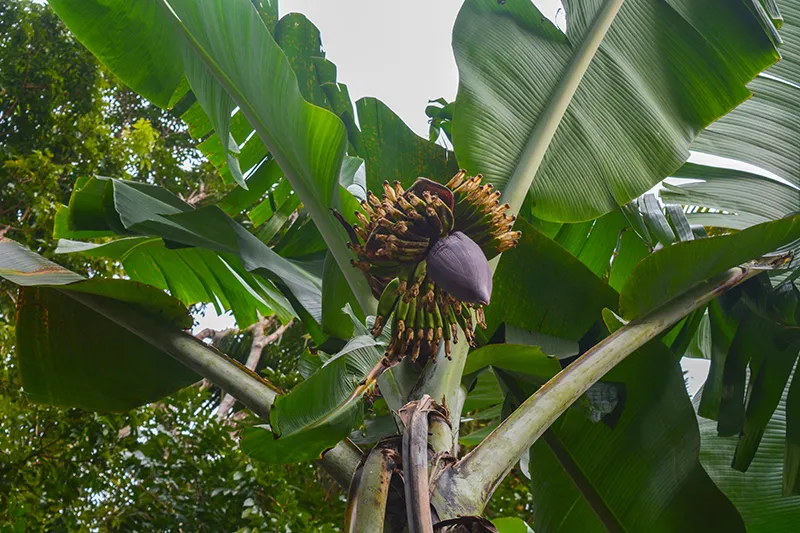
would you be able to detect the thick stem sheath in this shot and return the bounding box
[401,396,436,533]
[345,443,398,533]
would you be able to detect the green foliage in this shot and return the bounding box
[700,373,800,532]
[518,310,745,533]
[356,96,459,190]
[0,0,220,339]
[243,324,386,465]
[4,0,800,531]
[486,219,619,341]
[62,177,313,322]
[1,384,345,532]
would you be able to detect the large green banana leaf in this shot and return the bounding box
[466,221,746,530]
[452,0,778,222]
[55,236,294,326]
[691,275,800,495]
[477,308,746,532]
[0,239,199,411]
[662,164,797,226]
[691,76,800,189]
[46,0,373,311]
[485,219,619,341]
[666,1,799,241]
[46,0,184,108]
[620,214,800,319]
[64,176,321,322]
[699,373,800,531]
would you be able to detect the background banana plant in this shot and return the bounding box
[2,0,800,531]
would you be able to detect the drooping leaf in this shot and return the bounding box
[66,176,320,322]
[0,239,198,411]
[698,289,747,420]
[0,238,83,286]
[732,316,799,471]
[273,215,328,259]
[620,214,800,320]
[157,0,372,307]
[252,189,300,239]
[699,373,800,531]
[683,312,712,360]
[241,333,384,464]
[56,236,294,326]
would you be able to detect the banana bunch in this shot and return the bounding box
[374,262,486,361]
[335,170,520,364]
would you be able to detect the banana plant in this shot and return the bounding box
[4,0,800,531]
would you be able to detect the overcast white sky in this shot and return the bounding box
[281,0,564,136]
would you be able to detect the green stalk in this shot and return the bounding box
[500,0,626,217]
[433,266,758,515]
[409,333,469,444]
[63,289,362,487]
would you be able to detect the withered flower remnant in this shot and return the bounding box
[335,170,521,363]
